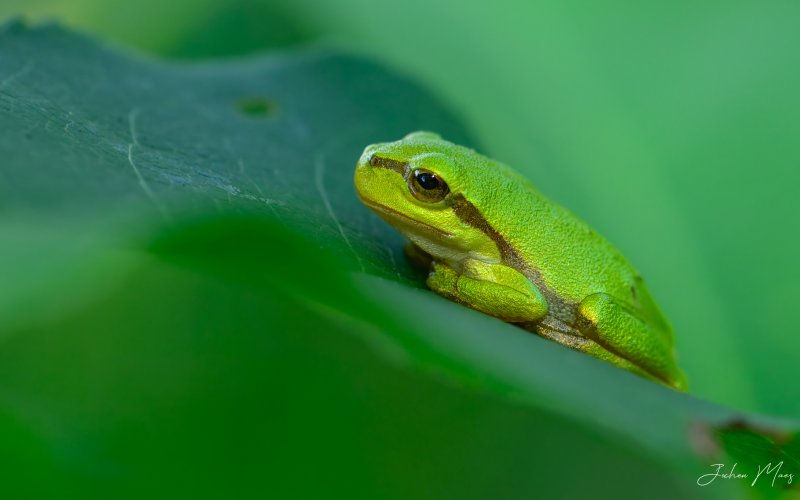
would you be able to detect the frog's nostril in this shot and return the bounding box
[369,154,379,167]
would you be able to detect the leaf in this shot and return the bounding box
[0,22,797,499]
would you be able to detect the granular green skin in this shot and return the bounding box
[355,132,686,390]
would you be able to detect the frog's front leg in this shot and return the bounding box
[578,293,687,390]
[427,259,548,323]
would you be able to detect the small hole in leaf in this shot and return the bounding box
[236,97,276,118]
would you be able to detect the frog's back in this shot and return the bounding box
[462,154,641,305]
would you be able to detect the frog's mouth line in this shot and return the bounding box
[358,195,453,238]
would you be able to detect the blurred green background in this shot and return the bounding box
[1,0,799,497]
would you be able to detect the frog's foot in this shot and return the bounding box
[577,293,687,391]
[427,259,548,323]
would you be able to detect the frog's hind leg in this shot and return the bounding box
[534,326,656,383]
[576,293,687,391]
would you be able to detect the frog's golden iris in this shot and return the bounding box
[409,168,449,202]
[355,131,687,391]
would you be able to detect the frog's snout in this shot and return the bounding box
[357,144,378,169]
[354,147,377,194]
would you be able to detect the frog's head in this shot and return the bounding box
[354,131,503,264]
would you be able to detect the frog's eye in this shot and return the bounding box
[409,168,450,202]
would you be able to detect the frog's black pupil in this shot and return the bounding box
[417,172,439,190]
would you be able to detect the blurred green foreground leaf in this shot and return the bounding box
[0,22,797,499]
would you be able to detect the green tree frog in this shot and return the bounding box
[354,131,687,390]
